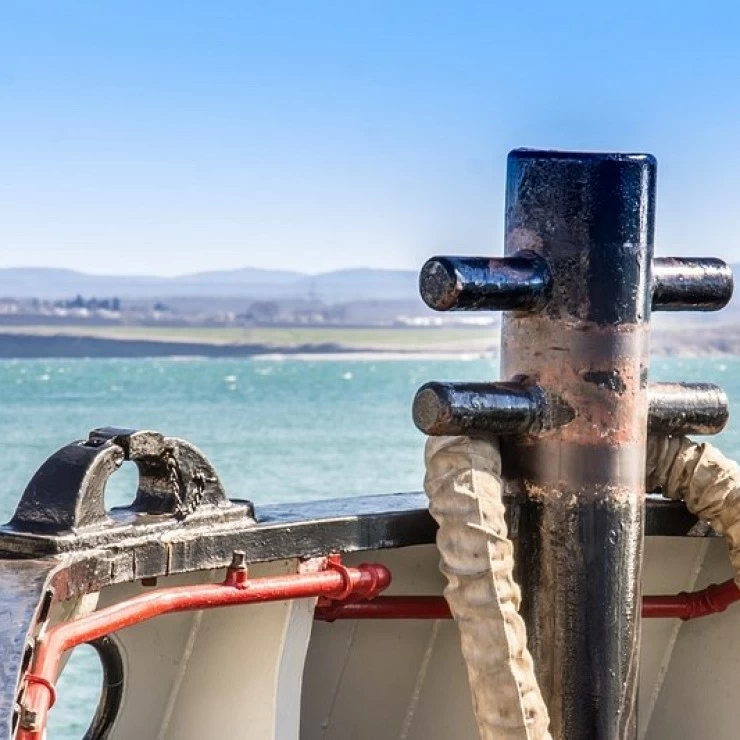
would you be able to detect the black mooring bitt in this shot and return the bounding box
[414,149,732,740]
[412,380,729,437]
[420,255,733,315]
[421,254,733,313]
[652,257,734,311]
[418,254,552,312]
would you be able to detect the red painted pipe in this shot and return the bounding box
[17,563,740,739]
[642,578,740,620]
[18,558,390,740]
[316,595,452,621]
[315,580,740,622]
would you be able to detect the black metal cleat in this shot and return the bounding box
[1,427,255,557]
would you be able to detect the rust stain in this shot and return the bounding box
[502,315,649,448]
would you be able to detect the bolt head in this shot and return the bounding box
[19,707,39,731]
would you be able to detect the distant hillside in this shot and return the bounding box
[175,267,305,285]
[0,264,735,316]
[0,266,419,302]
[295,269,418,302]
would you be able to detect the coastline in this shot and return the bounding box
[0,332,493,360]
[0,329,736,359]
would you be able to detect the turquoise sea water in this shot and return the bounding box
[2,356,736,737]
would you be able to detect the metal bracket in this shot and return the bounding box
[0,427,254,555]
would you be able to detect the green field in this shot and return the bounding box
[0,324,497,352]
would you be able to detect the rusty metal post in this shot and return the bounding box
[414,148,733,739]
[501,150,655,739]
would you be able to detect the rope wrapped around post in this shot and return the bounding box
[647,435,740,587]
[426,433,740,740]
[424,435,552,740]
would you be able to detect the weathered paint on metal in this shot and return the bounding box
[419,253,552,311]
[652,257,733,311]
[413,380,728,438]
[502,149,656,739]
[647,382,729,435]
[412,380,549,436]
[10,427,251,537]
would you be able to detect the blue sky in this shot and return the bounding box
[1,1,739,276]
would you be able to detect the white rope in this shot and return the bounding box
[424,435,551,740]
[647,435,740,586]
[424,433,740,740]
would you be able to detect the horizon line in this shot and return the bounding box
[0,264,422,279]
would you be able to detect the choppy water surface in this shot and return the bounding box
[1,356,735,737]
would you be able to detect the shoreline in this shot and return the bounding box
[0,332,735,359]
[0,333,494,360]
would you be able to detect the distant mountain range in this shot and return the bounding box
[0,265,737,317]
[0,267,420,302]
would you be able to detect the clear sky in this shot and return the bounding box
[1,1,739,276]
